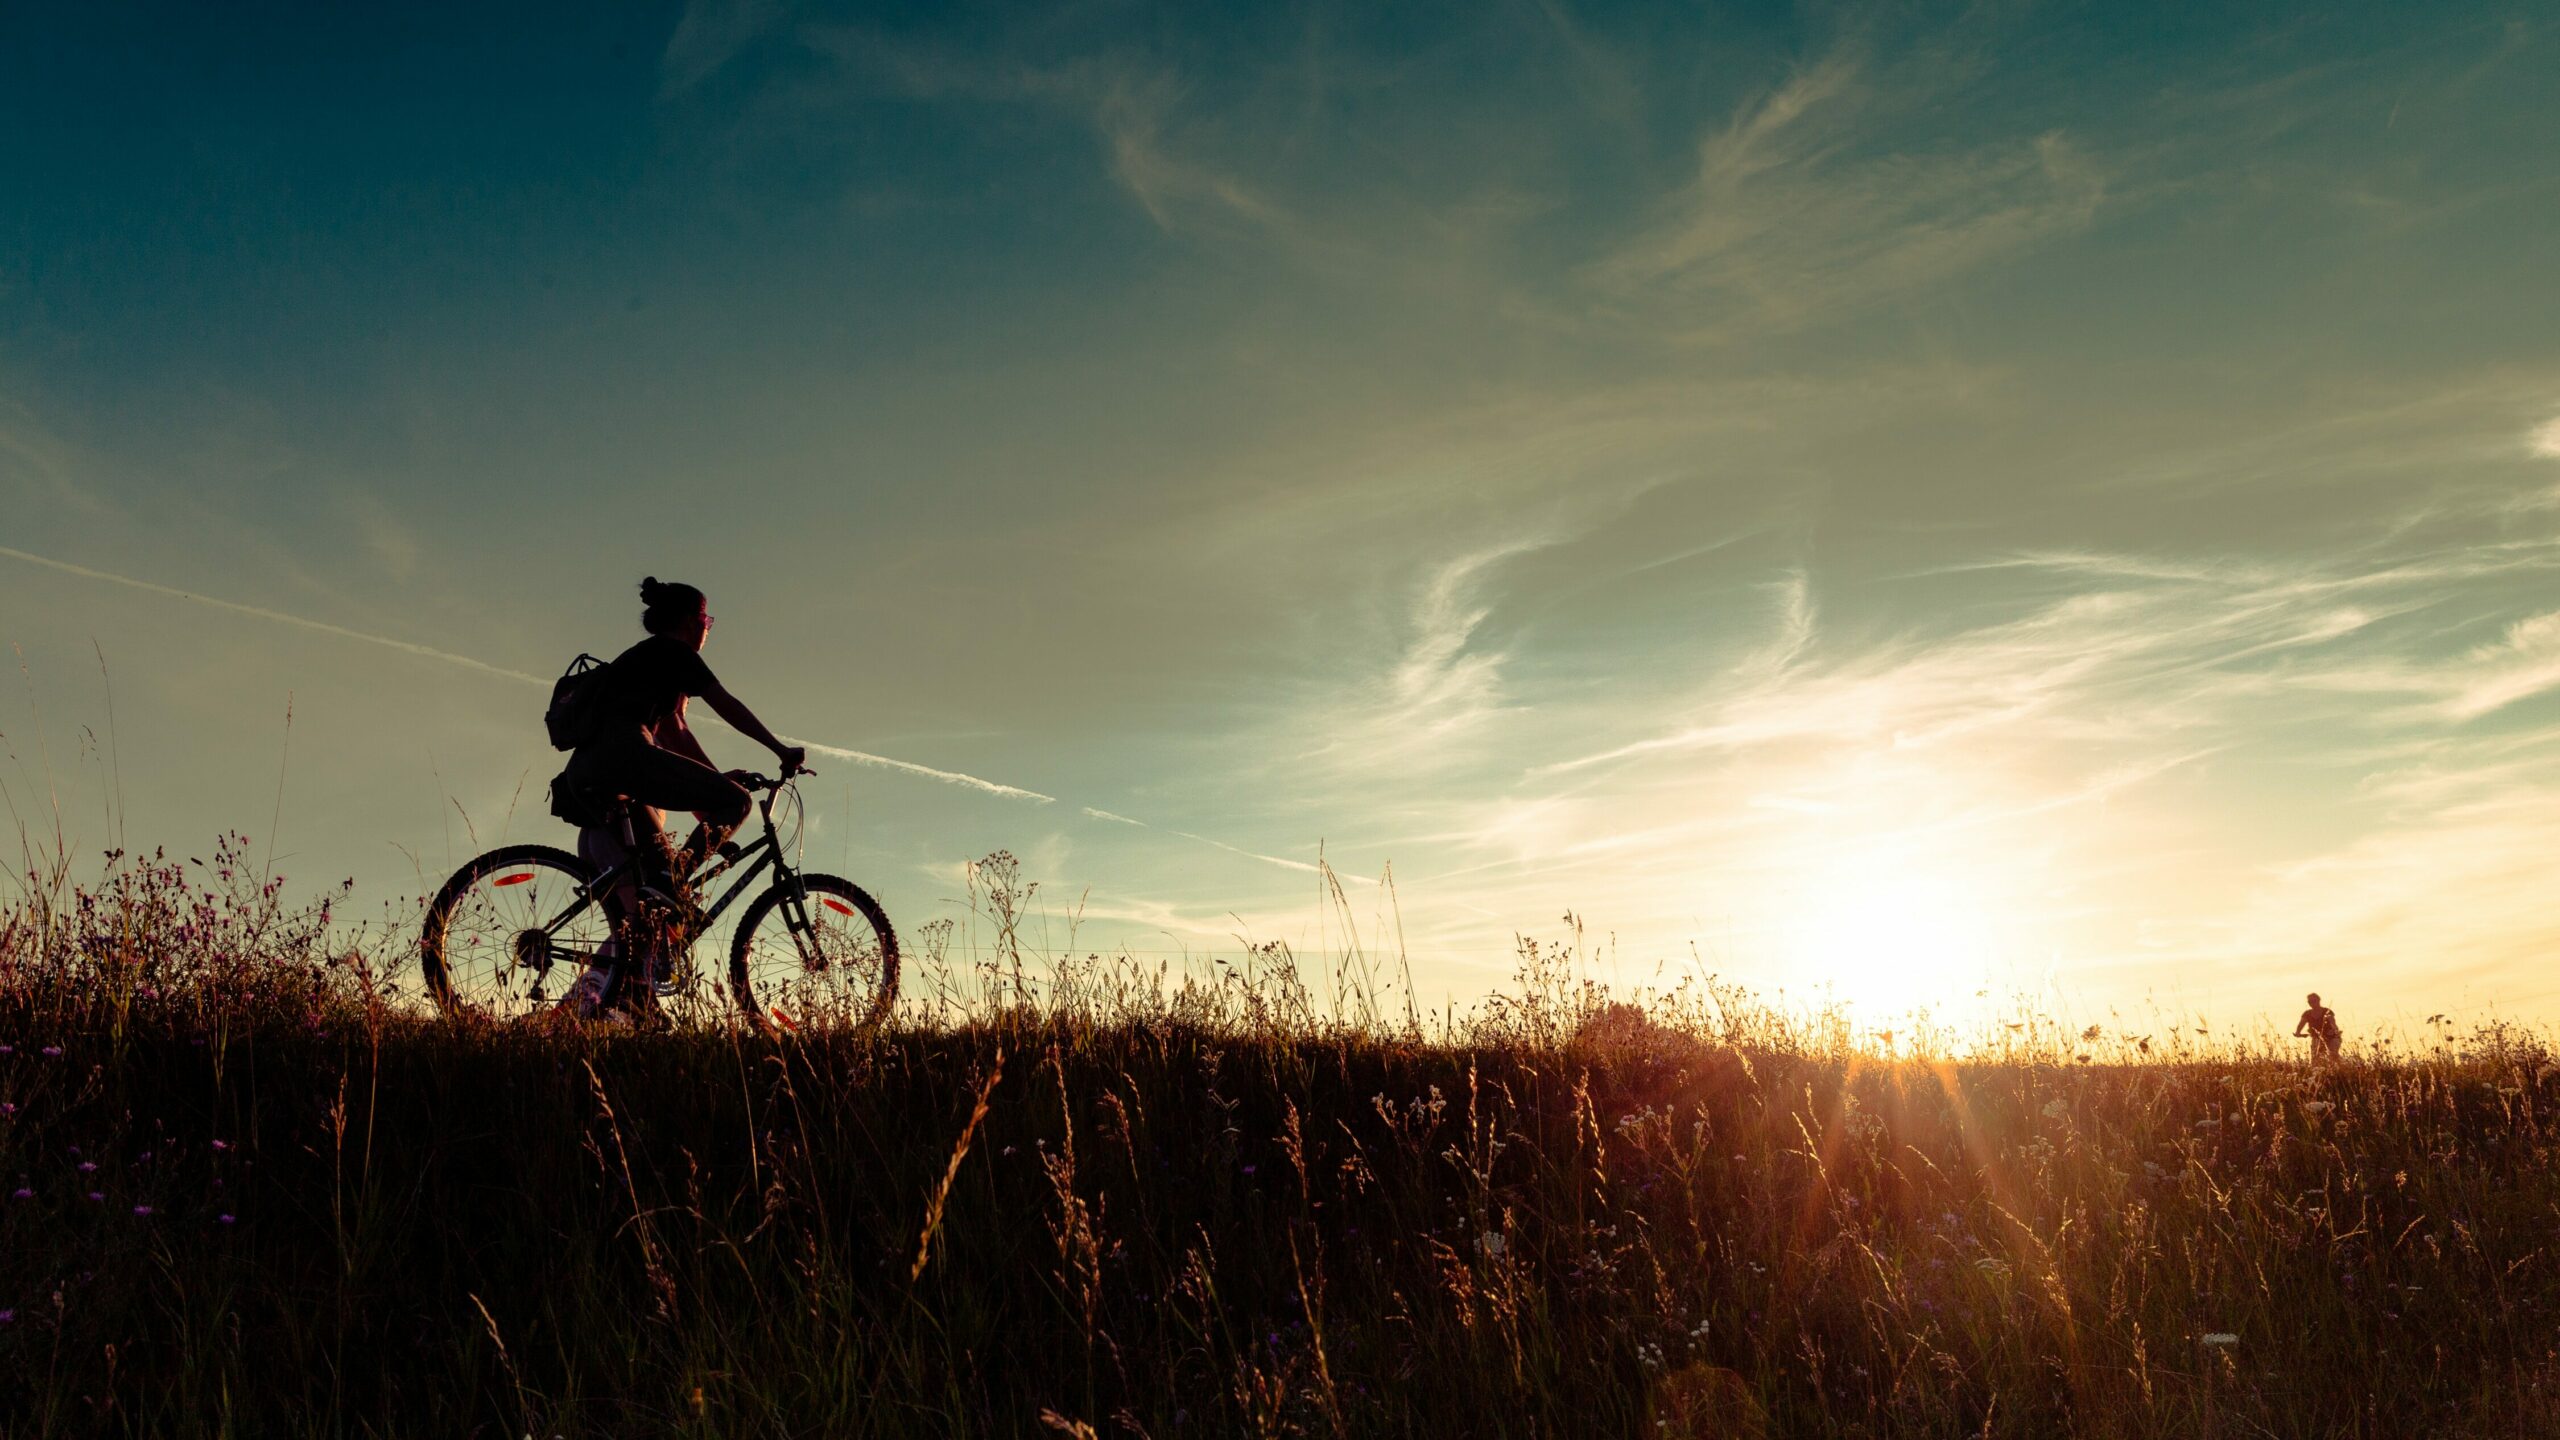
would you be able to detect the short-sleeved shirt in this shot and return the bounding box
[2300,1006,2339,1038]
[596,634,717,733]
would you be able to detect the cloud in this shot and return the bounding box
[1585,46,2109,340]
[0,400,111,516]
[335,492,423,585]
[1383,547,1527,739]
[2531,416,2560,458]
[660,0,786,97]
[2439,611,2560,720]
[1087,68,1297,241]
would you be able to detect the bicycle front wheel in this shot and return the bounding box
[728,874,898,1035]
[421,844,606,1021]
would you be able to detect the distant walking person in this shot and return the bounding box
[2295,992,2342,1063]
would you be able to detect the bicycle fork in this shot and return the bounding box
[774,873,830,973]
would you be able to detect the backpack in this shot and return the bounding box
[543,653,610,751]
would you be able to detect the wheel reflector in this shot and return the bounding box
[772,1007,799,1032]
[821,898,854,916]
[493,873,534,887]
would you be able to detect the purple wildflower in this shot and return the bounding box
[132,1204,152,1217]
[218,1213,235,1225]
[40,1047,60,1058]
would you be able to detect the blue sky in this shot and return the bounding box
[6,1,2559,1032]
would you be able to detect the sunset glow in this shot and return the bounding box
[5,2,2558,1036]
[1777,848,2002,1023]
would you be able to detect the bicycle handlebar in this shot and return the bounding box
[739,765,813,793]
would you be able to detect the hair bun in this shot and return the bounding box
[639,576,663,604]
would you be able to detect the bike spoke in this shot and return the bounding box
[734,878,896,1032]
[430,856,609,1022]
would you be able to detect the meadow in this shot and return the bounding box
[4,841,2558,1438]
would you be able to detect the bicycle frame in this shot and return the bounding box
[530,780,813,976]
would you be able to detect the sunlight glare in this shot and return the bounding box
[1776,846,1999,1022]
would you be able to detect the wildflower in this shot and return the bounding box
[40,1047,60,1058]
[218,1213,235,1225]
[132,1204,152,1217]
[0,1103,14,1116]
[11,1188,28,1199]
[2041,1099,2069,1120]
[77,1162,95,1173]
[1476,1231,1508,1259]
[0,1309,12,1323]
[2202,1333,2239,1348]
[211,1140,229,1152]
[86,1192,103,1202]
[2303,1100,2335,1116]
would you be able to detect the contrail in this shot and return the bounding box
[0,543,1050,803]
[2,545,1355,876]
[785,739,1052,804]
[1,544,549,686]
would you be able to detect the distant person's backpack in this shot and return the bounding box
[543,653,610,751]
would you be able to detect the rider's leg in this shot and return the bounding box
[618,744,753,892]
[569,809,656,1014]
[564,740,748,1012]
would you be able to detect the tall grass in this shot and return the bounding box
[3,839,2558,1437]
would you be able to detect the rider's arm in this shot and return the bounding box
[2294,1015,2310,1036]
[701,683,803,768]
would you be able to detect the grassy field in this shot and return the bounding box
[4,844,2559,1438]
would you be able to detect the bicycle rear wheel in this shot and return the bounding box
[421,844,606,1021]
[728,874,898,1034]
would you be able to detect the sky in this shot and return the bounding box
[4,0,2558,1036]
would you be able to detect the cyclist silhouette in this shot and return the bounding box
[554,577,805,1013]
[2295,992,2342,1063]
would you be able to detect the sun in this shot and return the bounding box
[1775,845,1998,1022]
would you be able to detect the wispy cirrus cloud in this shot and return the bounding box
[1583,45,2110,341]
[0,398,111,517]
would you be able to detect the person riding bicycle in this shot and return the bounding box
[553,577,805,1015]
[2295,992,2342,1064]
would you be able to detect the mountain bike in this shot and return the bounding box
[419,769,898,1033]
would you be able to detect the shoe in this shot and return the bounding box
[563,965,613,1019]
